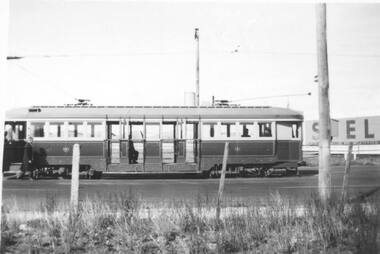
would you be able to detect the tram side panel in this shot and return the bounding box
[200,140,278,172]
[275,140,302,168]
[199,140,302,172]
[32,141,106,171]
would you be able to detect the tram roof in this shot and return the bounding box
[5,106,303,120]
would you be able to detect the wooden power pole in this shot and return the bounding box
[195,28,200,107]
[0,0,10,249]
[316,3,332,203]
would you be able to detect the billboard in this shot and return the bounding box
[304,116,380,145]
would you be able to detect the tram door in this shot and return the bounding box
[185,122,198,163]
[3,122,27,170]
[162,122,176,163]
[107,121,121,164]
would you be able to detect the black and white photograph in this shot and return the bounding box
[0,0,380,253]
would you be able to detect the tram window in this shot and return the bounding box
[5,123,26,140]
[277,122,300,139]
[30,122,45,138]
[258,122,272,137]
[202,123,216,139]
[176,122,184,139]
[292,123,301,138]
[4,124,13,140]
[146,124,160,140]
[220,123,234,138]
[130,122,144,139]
[238,123,254,138]
[49,122,64,138]
[277,122,291,139]
[162,123,175,140]
[108,123,120,140]
[122,122,128,139]
[17,124,25,139]
[68,122,85,138]
[186,123,198,139]
[88,122,103,138]
[14,124,25,140]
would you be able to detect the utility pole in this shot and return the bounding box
[195,28,200,107]
[0,0,10,249]
[316,3,332,203]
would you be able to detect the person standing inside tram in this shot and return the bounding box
[20,136,35,180]
[3,131,10,172]
[128,134,139,164]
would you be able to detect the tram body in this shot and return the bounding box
[3,106,303,176]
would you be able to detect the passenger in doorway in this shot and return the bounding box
[3,131,10,172]
[4,131,8,143]
[128,134,139,164]
[19,136,35,180]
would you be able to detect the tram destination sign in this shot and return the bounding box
[304,116,380,146]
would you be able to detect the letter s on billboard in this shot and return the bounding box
[304,116,379,145]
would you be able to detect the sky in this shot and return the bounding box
[4,1,380,120]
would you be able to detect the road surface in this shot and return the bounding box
[3,165,380,210]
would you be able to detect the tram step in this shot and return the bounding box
[107,163,198,173]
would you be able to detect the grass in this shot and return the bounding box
[1,192,380,253]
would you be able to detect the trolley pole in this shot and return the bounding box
[195,28,200,107]
[316,3,332,203]
[0,0,10,249]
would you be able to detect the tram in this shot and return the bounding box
[3,105,303,177]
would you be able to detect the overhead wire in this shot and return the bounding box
[7,49,380,60]
[8,61,77,102]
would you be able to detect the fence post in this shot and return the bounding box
[341,142,353,203]
[216,142,229,222]
[70,144,80,213]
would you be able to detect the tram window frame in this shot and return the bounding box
[291,122,301,139]
[16,124,25,139]
[276,122,301,140]
[237,122,255,139]
[162,122,176,140]
[107,122,121,140]
[5,122,26,140]
[176,120,184,140]
[30,122,45,138]
[202,122,217,139]
[68,122,86,138]
[4,124,12,140]
[49,122,64,138]
[219,122,236,139]
[145,123,160,141]
[258,122,273,138]
[129,122,144,140]
[185,122,198,140]
[121,121,129,139]
[88,122,104,139]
